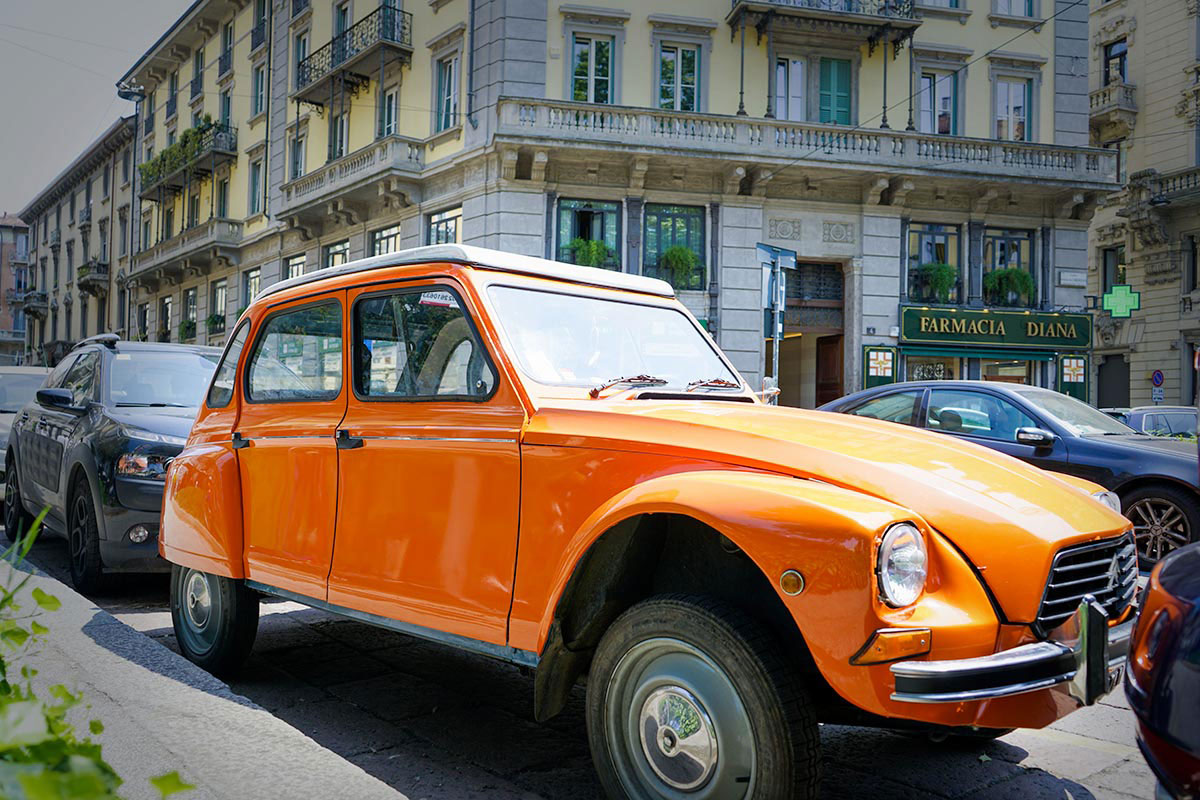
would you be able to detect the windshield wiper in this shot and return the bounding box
[0,408,20,414]
[589,375,669,398]
[115,402,189,408]
[685,377,742,392]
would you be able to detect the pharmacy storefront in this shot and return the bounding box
[865,307,1093,401]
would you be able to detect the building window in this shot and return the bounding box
[983,228,1035,308]
[994,78,1030,141]
[159,296,173,341]
[1103,39,1128,86]
[102,166,110,198]
[183,287,198,340]
[119,214,128,256]
[334,1,350,35]
[557,199,621,270]
[137,303,148,339]
[819,58,852,125]
[243,268,261,305]
[380,88,398,136]
[294,31,310,88]
[1101,245,1127,294]
[918,71,957,135]
[210,279,227,333]
[99,224,108,262]
[141,217,151,251]
[188,193,200,229]
[371,225,402,256]
[907,223,962,304]
[69,192,76,222]
[995,0,1032,15]
[166,130,177,148]
[643,203,705,290]
[249,159,263,216]
[323,240,350,268]
[252,63,267,115]
[284,255,306,280]
[164,207,175,240]
[121,149,130,184]
[658,44,698,112]
[428,207,462,245]
[435,56,459,131]
[193,48,204,89]
[290,133,306,180]
[775,57,805,122]
[217,178,229,217]
[329,111,348,159]
[572,35,612,104]
[220,90,232,126]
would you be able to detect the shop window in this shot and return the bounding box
[428,207,462,245]
[926,388,1036,440]
[557,199,621,270]
[983,228,1035,308]
[907,223,961,304]
[243,267,261,303]
[372,225,402,256]
[982,358,1035,384]
[1101,245,1126,294]
[905,356,960,381]
[643,204,705,290]
[285,254,306,280]
[323,241,350,268]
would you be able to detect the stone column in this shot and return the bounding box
[626,197,644,275]
[967,220,984,306]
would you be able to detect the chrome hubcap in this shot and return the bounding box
[183,571,212,630]
[638,686,718,791]
[1129,499,1190,562]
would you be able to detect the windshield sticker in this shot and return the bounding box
[419,291,460,309]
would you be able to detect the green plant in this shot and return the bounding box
[568,238,614,268]
[138,115,217,189]
[77,264,91,279]
[0,514,194,799]
[910,262,958,304]
[178,319,196,341]
[983,267,1036,306]
[660,245,700,290]
[205,313,225,334]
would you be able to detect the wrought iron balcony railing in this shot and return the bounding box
[191,74,203,99]
[731,0,917,19]
[219,49,232,77]
[296,5,412,95]
[143,113,153,137]
[139,123,238,199]
[166,94,178,119]
[251,19,267,51]
[293,0,310,17]
[49,230,61,248]
[78,205,92,226]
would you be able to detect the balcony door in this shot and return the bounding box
[775,58,805,122]
[819,58,852,125]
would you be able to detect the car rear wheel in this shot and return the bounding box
[586,595,820,800]
[170,565,259,679]
[1123,484,1199,566]
[68,476,106,593]
[3,453,33,544]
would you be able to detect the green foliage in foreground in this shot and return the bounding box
[0,512,194,799]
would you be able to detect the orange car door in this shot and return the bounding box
[234,293,347,600]
[327,280,524,645]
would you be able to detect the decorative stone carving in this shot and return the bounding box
[1118,170,1169,248]
[888,178,915,207]
[500,150,518,181]
[768,218,802,241]
[822,221,855,244]
[863,175,889,206]
[629,158,649,191]
[1092,16,1136,50]
[723,165,747,196]
[531,151,549,183]
[1144,252,1181,286]
[972,187,999,215]
[1094,221,1127,247]
[1096,316,1124,347]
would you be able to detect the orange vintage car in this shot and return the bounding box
[161,244,1136,799]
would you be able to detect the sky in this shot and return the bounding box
[0,0,193,216]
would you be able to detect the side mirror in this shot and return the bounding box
[36,388,82,414]
[1015,427,1056,448]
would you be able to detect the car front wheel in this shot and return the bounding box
[68,476,106,593]
[1123,484,1199,566]
[3,454,33,543]
[586,595,820,800]
[170,565,259,679]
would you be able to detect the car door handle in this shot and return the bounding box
[231,432,251,449]
[335,430,363,450]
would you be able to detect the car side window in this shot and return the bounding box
[44,354,78,390]
[207,322,250,409]
[354,287,496,400]
[926,389,1036,442]
[61,352,99,407]
[246,302,343,403]
[845,390,923,426]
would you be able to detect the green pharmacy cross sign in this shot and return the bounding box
[1102,284,1141,318]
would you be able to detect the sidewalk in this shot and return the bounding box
[1,558,403,800]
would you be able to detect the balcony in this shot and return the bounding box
[131,217,243,290]
[76,259,110,296]
[0,329,23,343]
[139,124,238,200]
[166,94,178,120]
[251,19,267,51]
[191,74,203,100]
[10,249,28,266]
[48,230,61,251]
[496,99,1118,189]
[21,291,47,319]
[1090,82,1137,140]
[728,0,920,43]
[293,0,310,17]
[218,49,232,78]
[78,205,92,228]
[4,288,26,306]
[279,135,424,229]
[294,5,413,104]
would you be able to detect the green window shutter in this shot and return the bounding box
[819,59,852,124]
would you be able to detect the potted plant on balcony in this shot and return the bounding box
[568,238,615,269]
[660,245,700,290]
[178,319,197,342]
[910,262,957,304]
[983,267,1035,307]
[157,327,171,343]
[206,313,225,335]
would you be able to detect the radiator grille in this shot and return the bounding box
[1034,534,1137,637]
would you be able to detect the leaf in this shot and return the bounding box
[1,627,30,649]
[30,622,48,636]
[0,700,51,749]
[30,589,60,613]
[89,719,104,735]
[150,771,196,797]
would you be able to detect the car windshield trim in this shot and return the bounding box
[1008,386,1135,436]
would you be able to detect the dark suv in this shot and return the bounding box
[3,335,219,591]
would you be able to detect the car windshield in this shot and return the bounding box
[0,374,45,412]
[487,286,740,390]
[1009,386,1135,436]
[109,350,220,407]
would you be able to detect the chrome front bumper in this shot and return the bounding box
[891,597,1133,706]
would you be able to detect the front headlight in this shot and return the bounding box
[116,453,172,481]
[119,425,187,446]
[1092,490,1122,513]
[877,523,928,608]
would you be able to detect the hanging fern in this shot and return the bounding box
[910,262,958,304]
[983,267,1036,306]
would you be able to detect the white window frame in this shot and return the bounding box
[570,34,613,104]
[329,111,348,159]
[434,55,460,133]
[252,63,267,116]
[381,87,398,137]
[290,131,306,180]
[294,30,310,89]
[561,7,628,105]
[248,159,263,216]
[775,57,806,122]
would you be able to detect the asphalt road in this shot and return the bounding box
[18,531,1157,800]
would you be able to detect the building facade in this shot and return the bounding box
[17,118,137,366]
[116,0,1114,406]
[0,214,30,365]
[1088,0,1200,408]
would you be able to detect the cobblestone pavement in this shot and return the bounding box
[22,534,1156,800]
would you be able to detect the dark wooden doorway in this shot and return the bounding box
[815,334,844,406]
[1098,355,1130,408]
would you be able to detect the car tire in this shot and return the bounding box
[586,594,821,800]
[68,475,107,593]
[1122,484,1200,566]
[170,565,259,679]
[3,453,34,544]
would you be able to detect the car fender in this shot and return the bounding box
[160,440,245,578]
[61,439,106,540]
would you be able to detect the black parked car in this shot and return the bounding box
[821,380,1199,565]
[1126,542,1200,799]
[3,335,220,591]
